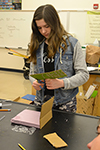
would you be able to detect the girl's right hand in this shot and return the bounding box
[32,80,44,91]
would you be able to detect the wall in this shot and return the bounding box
[22,0,100,10]
[0,0,100,70]
[0,48,27,70]
[22,0,100,45]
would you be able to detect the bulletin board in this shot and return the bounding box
[85,11,100,44]
[0,0,22,9]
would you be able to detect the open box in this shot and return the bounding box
[11,96,54,129]
[13,96,33,104]
[13,87,36,104]
[76,75,100,116]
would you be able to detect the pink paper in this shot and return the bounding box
[11,109,40,128]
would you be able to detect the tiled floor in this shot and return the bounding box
[0,70,32,100]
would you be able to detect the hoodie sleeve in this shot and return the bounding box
[29,62,37,84]
[63,41,89,89]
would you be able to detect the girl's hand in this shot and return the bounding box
[32,80,44,91]
[45,79,64,89]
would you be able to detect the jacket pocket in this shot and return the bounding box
[61,54,73,76]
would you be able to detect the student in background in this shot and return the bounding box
[29,4,89,112]
[87,124,100,150]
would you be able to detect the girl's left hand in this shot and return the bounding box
[45,78,64,89]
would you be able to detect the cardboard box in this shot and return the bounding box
[13,96,33,104]
[11,96,54,129]
[76,95,95,115]
[76,75,100,116]
[32,86,36,95]
[76,86,95,115]
[13,86,36,104]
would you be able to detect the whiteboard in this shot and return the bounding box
[0,11,34,49]
[68,12,87,44]
[0,10,89,49]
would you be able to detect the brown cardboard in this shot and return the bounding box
[76,95,95,115]
[93,95,98,116]
[12,96,54,129]
[76,85,95,115]
[40,96,54,129]
[13,96,32,104]
[77,76,100,116]
[32,86,36,95]
[76,86,85,97]
[92,78,100,116]
[43,132,68,148]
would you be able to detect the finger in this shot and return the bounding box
[40,83,44,88]
[45,79,50,83]
[38,83,44,89]
[34,85,42,91]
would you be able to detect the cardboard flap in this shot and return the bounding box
[43,132,68,148]
[40,97,54,129]
[13,96,31,104]
[40,110,52,129]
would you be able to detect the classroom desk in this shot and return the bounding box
[0,99,99,150]
[89,70,100,75]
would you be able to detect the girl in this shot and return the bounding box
[29,4,89,112]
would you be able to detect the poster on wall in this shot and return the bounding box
[85,11,100,45]
[0,0,21,10]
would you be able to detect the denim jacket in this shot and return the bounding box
[29,36,89,106]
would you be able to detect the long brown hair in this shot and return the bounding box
[30,4,70,64]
